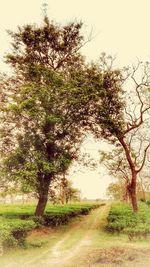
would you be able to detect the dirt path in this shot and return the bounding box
[1,204,150,267]
[20,206,105,267]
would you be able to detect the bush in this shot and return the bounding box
[0,218,36,249]
[43,213,70,226]
[146,200,150,206]
[0,202,102,249]
[106,202,150,240]
[0,229,17,248]
[140,198,146,203]
[32,216,45,227]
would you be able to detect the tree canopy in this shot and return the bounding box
[1,17,102,215]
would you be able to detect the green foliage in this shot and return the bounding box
[0,202,101,250]
[1,17,101,216]
[0,218,36,248]
[0,202,99,220]
[146,200,150,205]
[96,69,125,140]
[35,203,101,226]
[106,182,126,200]
[107,202,150,240]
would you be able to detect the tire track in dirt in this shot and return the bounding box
[22,205,108,267]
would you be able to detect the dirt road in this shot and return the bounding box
[1,204,150,267]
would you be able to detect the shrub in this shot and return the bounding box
[32,216,45,227]
[140,198,146,203]
[0,229,17,248]
[146,200,150,206]
[106,202,150,240]
[0,202,102,249]
[0,219,36,249]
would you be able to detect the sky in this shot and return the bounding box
[1,0,150,198]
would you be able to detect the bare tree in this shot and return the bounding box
[93,57,150,212]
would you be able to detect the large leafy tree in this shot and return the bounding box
[0,17,101,216]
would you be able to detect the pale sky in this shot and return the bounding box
[1,0,150,198]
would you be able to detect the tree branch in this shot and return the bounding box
[137,143,150,173]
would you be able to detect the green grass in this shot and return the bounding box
[0,218,36,248]
[107,202,150,240]
[0,202,99,216]
[0,202,101,249]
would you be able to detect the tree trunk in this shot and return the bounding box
[128,173,138,212]
[35,194,48,216]
[123,185,129,203]
[118,137,138,212]
[60,176,67,205]
[60,182,65,205]
[35,176,51,216]
[130,187,138,212]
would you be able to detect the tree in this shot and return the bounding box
[102,144,150,203]
[0,17,96,216]
[100,148,130,202]
[92,56,150,212]
[65,183,81,203]
[49,177,81,204]
[59,176,81,204]
[106,182,126,201]
[138,171,150,201]
[106,180,150,202]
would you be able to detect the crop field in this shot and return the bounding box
[107,202,150,240]
[1,203,150,267]
[0,202,101,250]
